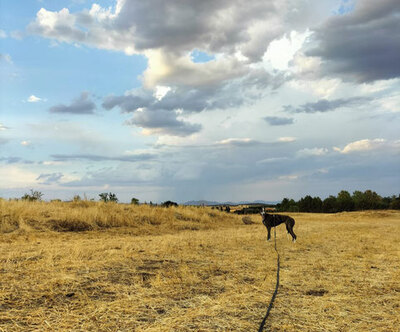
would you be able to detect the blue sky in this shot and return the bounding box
[0,0,399,203]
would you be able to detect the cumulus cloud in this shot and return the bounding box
[284,97,369,113]
[264,116,294,126]
[28,0,341,139]
[333,138,400,154]
[28,1,279,57]
[49,92,96,114]
[0,30,6,38]
[28,95,43,103]
[305,0,400,82]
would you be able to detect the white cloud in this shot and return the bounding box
[0,123,9,131]
[297,147,328,157]
[333,138,399,154]
[153,85,172,101]
[278,136,297,142]
[0,30,6,38]
[263,30,310,71]
[28,95,43,102]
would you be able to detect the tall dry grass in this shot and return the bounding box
[0,201,399,331]
[0,200,241,235]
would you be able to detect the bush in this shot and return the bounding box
[21,189,43,202]
[161,201,178,207]
[99,193,118,203]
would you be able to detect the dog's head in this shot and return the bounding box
[260,207,269,218]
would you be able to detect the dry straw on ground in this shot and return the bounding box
[1,200,399,331]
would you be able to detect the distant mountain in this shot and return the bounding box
[183,200,220,206]
[183,200,278,206]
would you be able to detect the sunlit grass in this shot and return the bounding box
[1,201,399,331]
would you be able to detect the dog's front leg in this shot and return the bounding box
[267,227,271,241]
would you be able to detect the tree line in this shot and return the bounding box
[276,190,400,213]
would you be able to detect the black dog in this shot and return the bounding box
[260,208,297,242]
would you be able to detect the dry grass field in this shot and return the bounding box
[1,200,399,331]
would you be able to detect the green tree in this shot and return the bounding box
[389,195,400,209]
[362,190,382,210]
[353,190,381,210]
[99,193,109,202]
[298,195,313,212]
[337,190,354,211]
[131,197,139,205]
[311,197,323,213]
[277,198,298,212]
[108,193,118,202]
[322,195,338,213]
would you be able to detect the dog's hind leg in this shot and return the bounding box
[289,227,297,242]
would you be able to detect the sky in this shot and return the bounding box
[0,0,399,203]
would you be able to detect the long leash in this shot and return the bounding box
[258,226,280,332]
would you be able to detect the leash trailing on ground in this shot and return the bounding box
[258,227,280,332]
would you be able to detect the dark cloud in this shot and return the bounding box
[29,1,338,64]
[51,153,155,162]
[36,172,64,184]
[306,0,400,82]
[103,68,281,114]
[284,97,370,113]
[102,68,284,136]
[114,0,291,61]
[102,92,153,112]
[126,109,202,137]
[49,92,96,114]
[264,116,294,126]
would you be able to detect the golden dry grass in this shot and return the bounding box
[1,201,399,331]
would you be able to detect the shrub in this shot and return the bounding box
[99,193,118,203]
[21,189,43,202]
